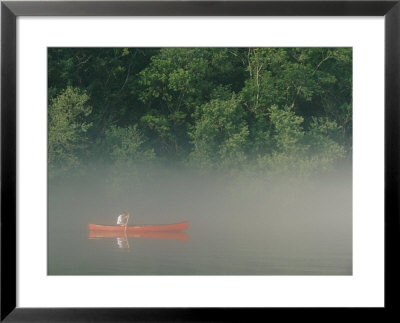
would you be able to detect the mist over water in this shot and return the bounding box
[48,165,352,275]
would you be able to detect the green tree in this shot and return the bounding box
[268,105,305,153]
[138,48,246,158]
[47,47,352,176]
[189,95,249,169]
[104,124,155,167]
[48,86,92,171]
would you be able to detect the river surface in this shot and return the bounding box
[48,169,352,275]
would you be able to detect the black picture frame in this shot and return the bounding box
[1,1,399,321]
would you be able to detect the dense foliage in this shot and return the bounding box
[48,48,352,176]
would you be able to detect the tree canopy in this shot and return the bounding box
[48,47,352,177]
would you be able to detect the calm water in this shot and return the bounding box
[48,169,352,275]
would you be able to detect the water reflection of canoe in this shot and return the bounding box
[88,231,189,242]
[88,221,189,233]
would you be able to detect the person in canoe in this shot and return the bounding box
[117,212,130,228]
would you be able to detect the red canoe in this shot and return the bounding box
[88,231,189,242]
[88,221,189,233]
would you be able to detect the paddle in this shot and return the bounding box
[124,213,130,232]
[123,213,131,251]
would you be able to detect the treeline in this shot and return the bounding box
[48,48,352,176]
